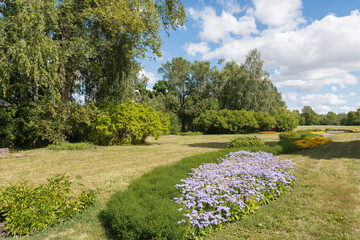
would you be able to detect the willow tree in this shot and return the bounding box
[0,0,186,103]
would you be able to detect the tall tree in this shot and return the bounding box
[213,49,285,114]
[0,0,186,103]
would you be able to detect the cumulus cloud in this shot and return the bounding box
[300,93,346,106]
[184,42,210,56]
[299,93,348,114]
[332,86,338,92]
[139,69,157,85]
[189,7,258,43]
[192,9,360,91]
[340,106,357,112]
[252,0,305,29]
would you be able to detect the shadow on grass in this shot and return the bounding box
[186,142,228,149]
[292,140,360,160]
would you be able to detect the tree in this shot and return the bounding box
[301,106,320,125]
[321,111,339,125]
[213,49,285,114]
[0,0,186,103]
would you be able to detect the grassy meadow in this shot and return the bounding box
[1,126,359,239]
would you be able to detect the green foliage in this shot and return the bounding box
[27,100,70,146]
[168,112,182,135]
[254,112,276,131]
[179,131,203,136]
[212,49,285,114]
[279,131,301,140]
[47,142,96,151]
[301,106,320,125]
[0,174,95,236]
[194,109,259,134]
[274,111,299,132]
[227,136,266,148]
[91,101,169,145]
[0,107,16,148]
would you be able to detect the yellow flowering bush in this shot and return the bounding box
[293,136,332,149]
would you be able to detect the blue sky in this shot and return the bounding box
[139,0,360,114]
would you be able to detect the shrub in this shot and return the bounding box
[0,174,95,236]
[47,142,96,150]
[67,103,102,143]
[175,151,296,238]
[91,101,170,145]
[227,136,265,148]
[254,112,276,131]
[293,136,332,149]
[279,131,301,140]
[179,131,203,136]
[274,112,299,132]
[193,109,259,134]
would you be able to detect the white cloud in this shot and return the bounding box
[349,91,357,97]
[332,86,338,92]
[216,0,241,14]
[189,7,258,43]
[315,105,332,114]
[252,0,305,29]
[340,106,357,112]
[139,69,157,85]
[300,93,346,106]
[285,92,297,101]
[195,10,360,91]
[184,42,210,56]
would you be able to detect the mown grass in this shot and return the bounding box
[1,126,359,239]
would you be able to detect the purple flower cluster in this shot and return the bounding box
[313,132,334,138]
[174,151,296,233]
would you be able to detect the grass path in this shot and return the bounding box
[208,132,360,240]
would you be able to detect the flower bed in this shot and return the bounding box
[293,136,332,149]
[258,131,277,134]
[310,131,334,138]
[174,151,296,238]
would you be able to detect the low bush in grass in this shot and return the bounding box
[47,142,96,150]
[0,174,95,236]
[102,148,296,239]
[227,136,265,148]
[175,151,296,238]
[179,131,203,136]
[293,136,332,149]
[279,131,301,140]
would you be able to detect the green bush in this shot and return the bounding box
[254,112,276,131]
[274,111,299,132]
[67,103,102,143]
[227,136,266,148]
[0,174,95,236]
[193,109,259,134]
[47,142,96,150]
[179,131,203,136]
[90,101,170,145]
[279,131,301,140]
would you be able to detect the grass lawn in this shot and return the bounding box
[1,126,359,239]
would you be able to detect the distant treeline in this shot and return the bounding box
[293,106,360,126]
